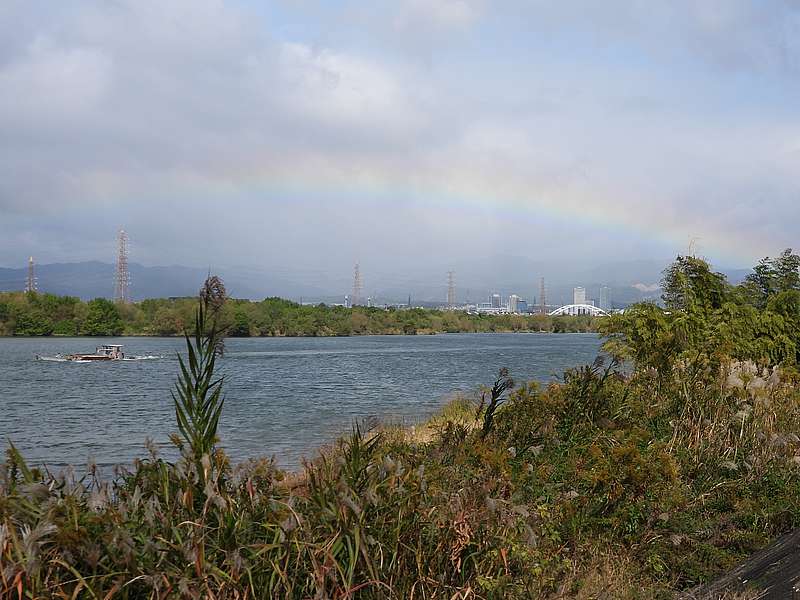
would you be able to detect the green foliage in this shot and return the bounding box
[81,298,123,336]
[52,318,78,335]
[228,308,251,336]
[604,250,800,375]
[0,290,601,337]
[172,299,226,483]
[744,248,800,308]
[11,308,54,336]
[478,367,515,438]
[661,255,729,312]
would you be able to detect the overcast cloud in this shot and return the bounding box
[1,0,799,282]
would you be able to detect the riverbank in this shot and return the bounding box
[0,291,600,336]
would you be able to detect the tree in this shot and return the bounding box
[228,309,251,337]
[661,256,728,313]
[152,307,182,335]
[13,310,54,336]
[743,249,800,308]
[767,289,800,322]
[82,298,123,336]
[52,319,79,336]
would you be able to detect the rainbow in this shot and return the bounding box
[164,157,769,267]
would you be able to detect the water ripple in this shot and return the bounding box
[0,334,602,469]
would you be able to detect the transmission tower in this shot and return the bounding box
[351,263,363,306]
[539,277,547,315]
[114,229,131,303]
[25,256,37,293]
[447,271,456,307]
[687,236,700,258]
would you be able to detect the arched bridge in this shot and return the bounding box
[548,304,610,317]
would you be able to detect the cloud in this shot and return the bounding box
[273,42,428,138]
[0,0,798,276]
[394,0,482,30]
[0,36,112,121]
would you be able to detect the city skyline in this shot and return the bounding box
[0,251,645,309]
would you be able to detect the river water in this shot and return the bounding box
[0,334,603,469]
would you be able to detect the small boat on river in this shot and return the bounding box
[36,345,164,363]
[63,344,125,362]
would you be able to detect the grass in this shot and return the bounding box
[3,303,800,597]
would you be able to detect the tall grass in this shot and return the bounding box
[172,297,226,485]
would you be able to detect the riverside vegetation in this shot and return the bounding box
[0,293,597,337]
[3,250,800,598]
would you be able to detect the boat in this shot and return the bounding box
[64,344,125,361]
[36,345,164,362]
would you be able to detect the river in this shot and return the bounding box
[0,333,603,469]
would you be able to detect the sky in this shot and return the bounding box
[1,0,799,284]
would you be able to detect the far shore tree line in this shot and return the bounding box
[0,293,598,337]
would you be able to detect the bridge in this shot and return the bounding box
[548,304,610,317]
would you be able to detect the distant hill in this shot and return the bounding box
[0,261,326,301]
[0,258,753,307]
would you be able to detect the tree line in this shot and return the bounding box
[0,292,598,337]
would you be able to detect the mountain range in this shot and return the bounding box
[0,258,751,308]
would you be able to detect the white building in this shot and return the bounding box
[573,287,586,305]
[475,302,505,315]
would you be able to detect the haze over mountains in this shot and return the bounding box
[0,258,751,308]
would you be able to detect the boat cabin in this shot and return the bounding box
[95,345,124,359]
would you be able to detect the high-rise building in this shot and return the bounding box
[573,287,586,305]
[509,294,521,313]
[599,286,611,311]
[491,293,502,308]
[517,299,528,313]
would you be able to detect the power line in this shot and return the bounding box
[447,271,456,307]
[114,229,131,303]
[25,256,37,293]
[539,277,547,315]
[351,262,363,306]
